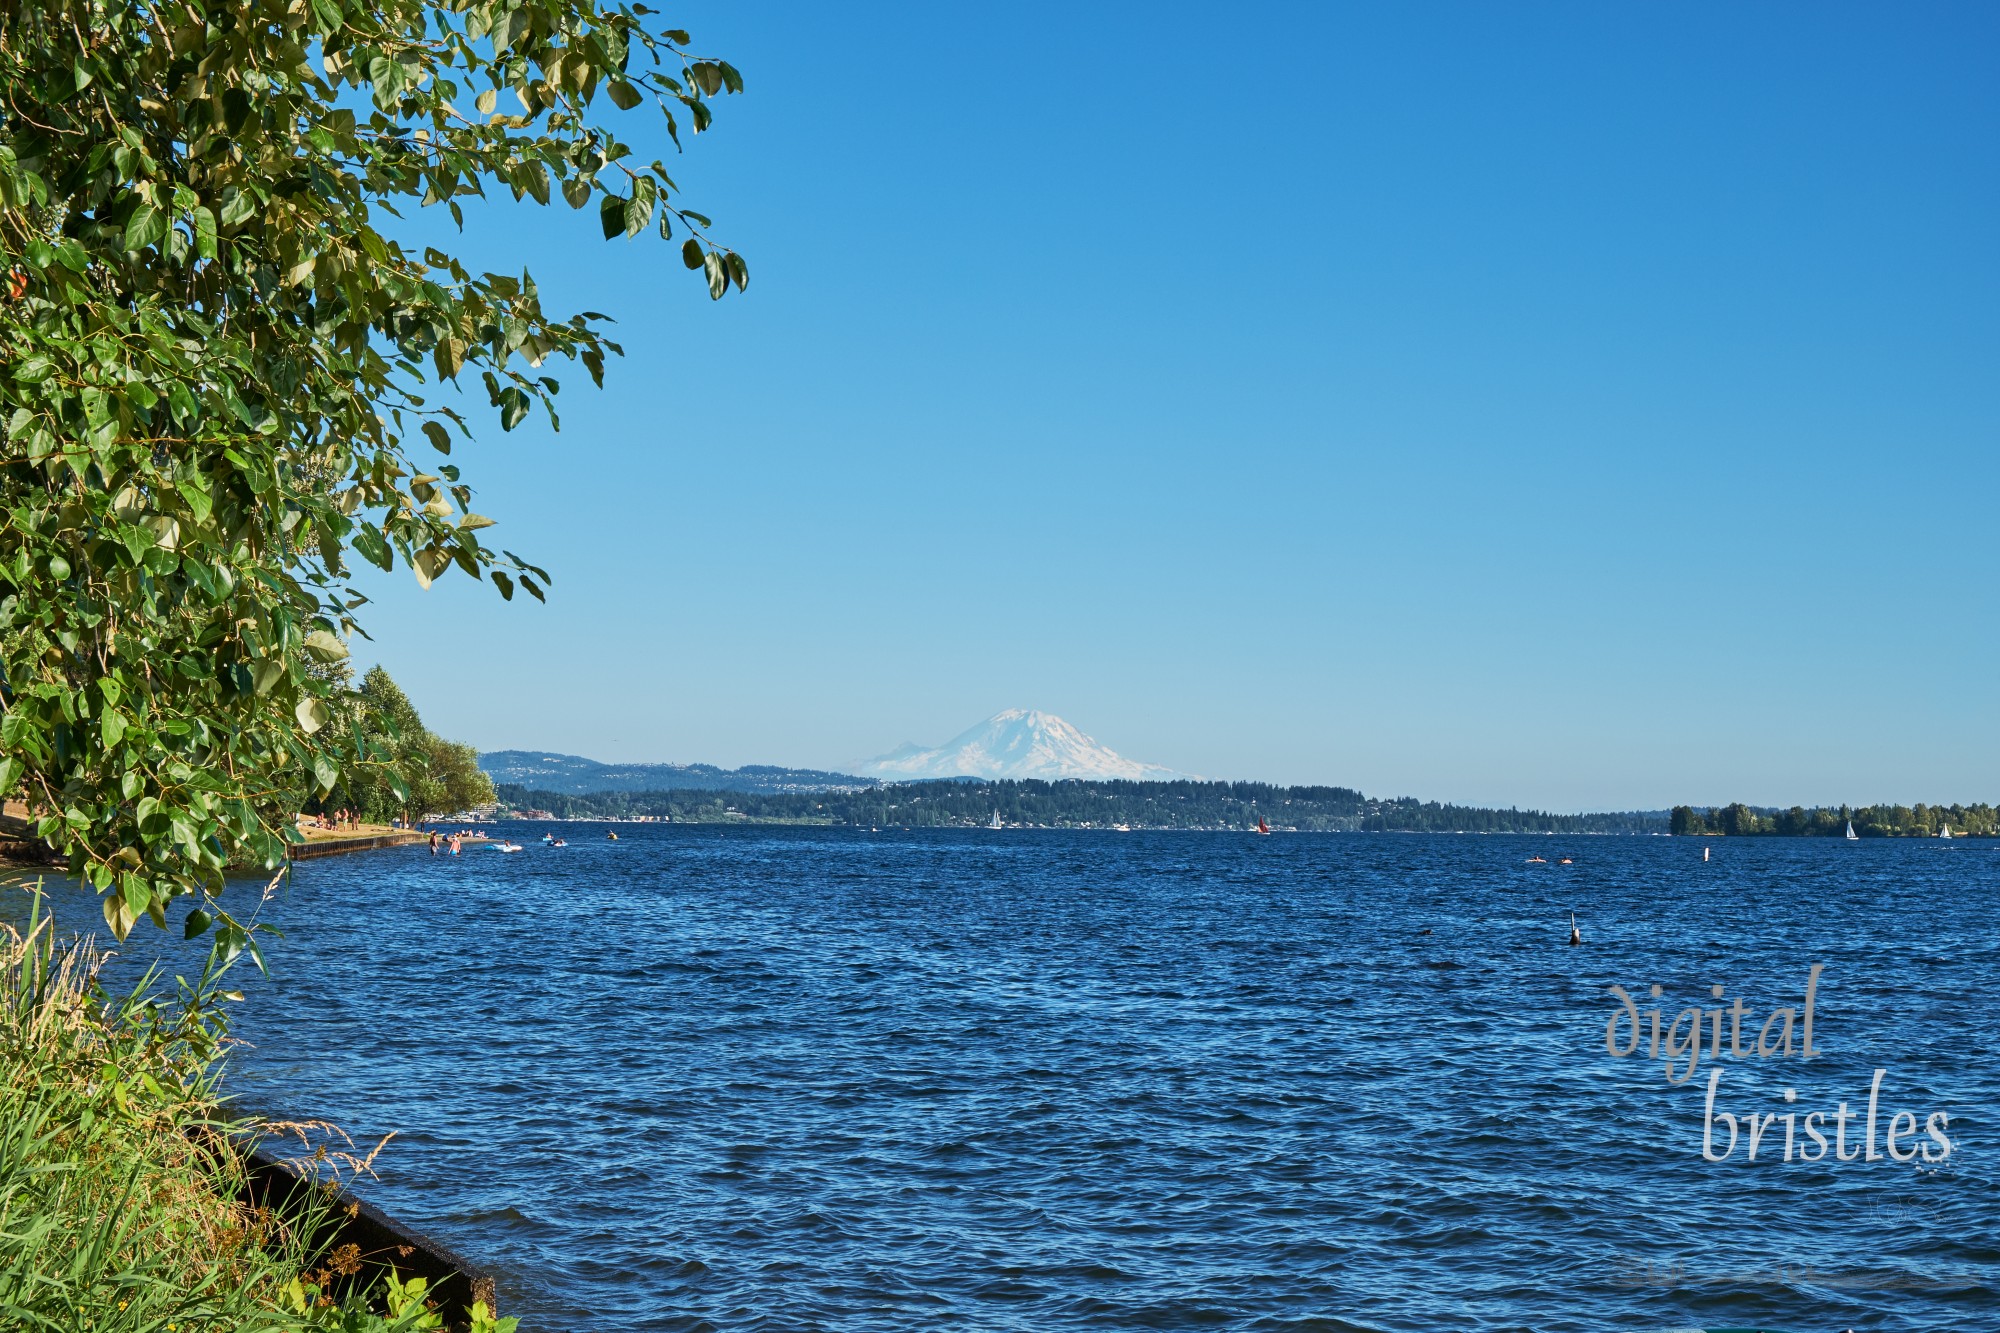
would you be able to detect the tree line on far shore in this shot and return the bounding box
[493,779,1670,834]
[492,782,1999,837]
[1671,802,1996,837]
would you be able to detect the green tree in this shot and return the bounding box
[1711,802,1754,836]
[330,667,491,821]
[0,1,740,938]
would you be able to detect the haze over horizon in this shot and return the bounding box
[349,2,1996,812]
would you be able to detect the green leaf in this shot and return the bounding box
[184,908,213,940]
[124,203,166,252]
[303,629,349,661]
[223,87,253,133]
[681,238,704,270]
[608,78,643,110]
[100,709,127,748]
[626,178,655,237]
[313,754,339,793]
[413,546,451,588]
[296,697,330,734]
[193,206,219,259]
[498,387,531,431]
[352,525,393,571]
[600,195,627,240]
[175,477,214,522]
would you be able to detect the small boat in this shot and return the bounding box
[1940,825,1952,840]
[989,809,1003,830]
[1845,820,1859,841]
[1253,816,1271,835]
[1526,855,1546,864]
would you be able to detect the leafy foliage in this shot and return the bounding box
[0,0,740,936]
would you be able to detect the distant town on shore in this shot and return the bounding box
[483,767,1994,838]
[478,712,1993,836]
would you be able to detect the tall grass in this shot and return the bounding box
[0,885,509,1332]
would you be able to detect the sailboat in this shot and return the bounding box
[1845,820,1859,841]
[988,809,1003,830]
[1253,815,1271,835]
[1940,824,1953,840]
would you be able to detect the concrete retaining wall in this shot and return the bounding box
[288,832,427,860]
[240,1146,499,1326]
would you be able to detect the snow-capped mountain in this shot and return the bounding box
[860,710,1188,782]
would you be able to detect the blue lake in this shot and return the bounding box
[17,827,1999,1331]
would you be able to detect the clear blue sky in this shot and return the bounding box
[354,1,1999,811]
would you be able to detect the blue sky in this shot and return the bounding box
[353,1,1999,811]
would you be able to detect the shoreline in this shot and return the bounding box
[288,829,431,860]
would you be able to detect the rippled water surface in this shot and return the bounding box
[47,828,2000,1330]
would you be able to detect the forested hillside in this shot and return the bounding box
[1671,802,1996,837]
[494,779,1670,834]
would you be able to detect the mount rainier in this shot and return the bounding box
[859,709,1188,782]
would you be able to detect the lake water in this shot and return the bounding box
[15,826,1998,1331]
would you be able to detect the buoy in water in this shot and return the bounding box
[1567,913,1582,947]
[1702,846,1710,862]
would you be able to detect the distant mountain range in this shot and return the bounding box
[482,710,1186,796]
[859,709,1188,782]
[478,751,876,796]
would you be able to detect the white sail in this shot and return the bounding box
[1845,820,1858,841]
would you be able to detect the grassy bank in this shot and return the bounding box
[0,888,507,1332]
